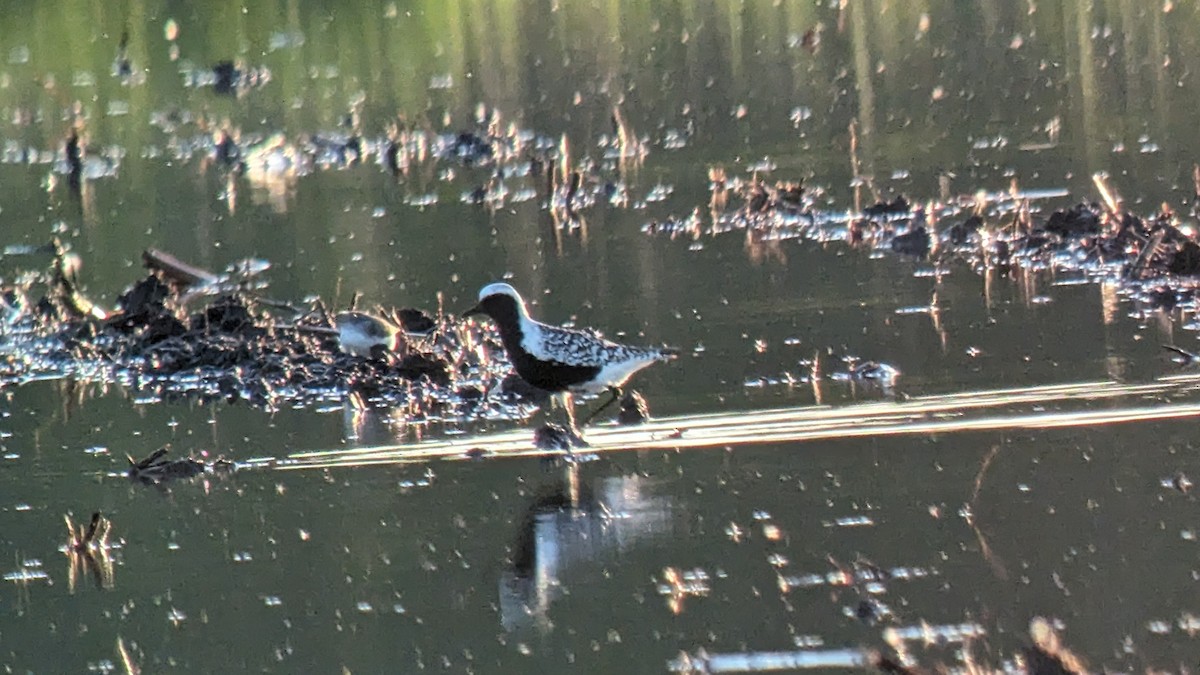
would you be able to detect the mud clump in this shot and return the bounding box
[0,248,518,421]
[194,295,262,335]
[394,352,450,385]
[863,195,911,218]
[127,448,233,485]
[394,307,436,335]
[890,225,930,257]
[1168,239,1200,276]
[1043,203,1101,237]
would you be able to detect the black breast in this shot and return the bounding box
[481,293,602,392]
[511,351,600,392]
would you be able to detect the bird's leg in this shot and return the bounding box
[581,387,621,427]
[562,392,580,436]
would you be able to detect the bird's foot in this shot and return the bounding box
[533,423,590,452]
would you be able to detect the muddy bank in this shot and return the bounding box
[0,246,529,420]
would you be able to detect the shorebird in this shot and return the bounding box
[334,311,403,358]
[463,282,677,429]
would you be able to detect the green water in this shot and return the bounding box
[2,1,1200,672]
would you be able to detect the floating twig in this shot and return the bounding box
[1091,172,1122,220]
[142,248,219,287]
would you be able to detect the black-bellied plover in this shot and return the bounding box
[463,282,676,429]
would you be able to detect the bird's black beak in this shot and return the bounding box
[461,303,484,319]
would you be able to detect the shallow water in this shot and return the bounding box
[2,1,1200,672]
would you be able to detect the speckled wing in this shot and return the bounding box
[536,323,667,367]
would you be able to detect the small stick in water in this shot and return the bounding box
[116,637,140,675]
[1092,172,1122,220]
[848,120,862,213]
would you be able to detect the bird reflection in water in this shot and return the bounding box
[499,463,675,632]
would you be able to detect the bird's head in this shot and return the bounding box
[462,282,528,325]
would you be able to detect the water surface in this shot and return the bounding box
[2,1,1200,672]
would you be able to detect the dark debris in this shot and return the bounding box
[126,447,234,484]
[0,249,519,422]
